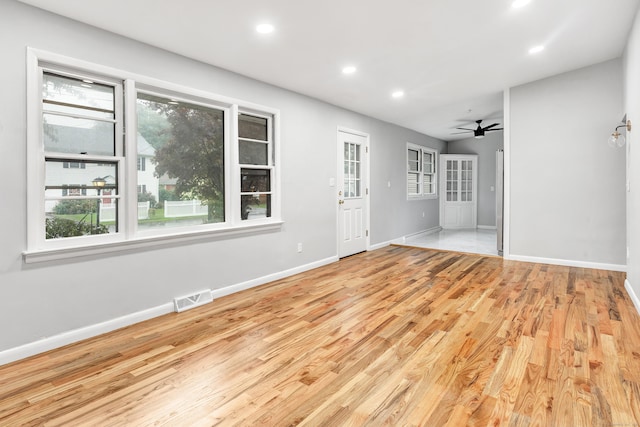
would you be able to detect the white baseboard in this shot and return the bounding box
[506,254,627,272]
[390,226,442,245]
[0,256,338,367]
[368,241,391,251]
[0,303,174,367]
[477,225,497,230]
[625,279,640,315]
[209,256,338,300]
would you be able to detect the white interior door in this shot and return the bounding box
[440,154,478,229]
[338,130,368,257]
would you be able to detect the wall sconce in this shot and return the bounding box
[608,114,632,148]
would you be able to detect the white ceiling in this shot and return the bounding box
[18,0,639,141]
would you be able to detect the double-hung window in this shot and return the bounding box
[238,113,274,220]
[407,143,437,199]
[26,50,281,261]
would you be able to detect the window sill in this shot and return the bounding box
[407,194,438,201]
[23,220,283,264]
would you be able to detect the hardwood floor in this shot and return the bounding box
[1,246,639,426]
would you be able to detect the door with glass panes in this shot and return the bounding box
[439,154,477,229]
[337,130,368,257]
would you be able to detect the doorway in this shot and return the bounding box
[337,129,369,258]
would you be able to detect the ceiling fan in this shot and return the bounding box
[452,120,503,139]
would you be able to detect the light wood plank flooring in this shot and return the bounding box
[1,246,639,426]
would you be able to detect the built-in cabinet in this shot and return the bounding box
[439,154,478,229]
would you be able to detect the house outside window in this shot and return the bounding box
[407,143,437,199]
[26,49,281,261]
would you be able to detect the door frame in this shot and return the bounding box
[336,126,370,258]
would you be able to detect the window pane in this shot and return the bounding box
[43,73,115,117]
[43,113,114,155]
[241,168,270,192]
[423,174,432,194]
[423,152,433,173]
[239,140,268,165]
[238,114,268,140]
[241,194,271,220]
[408,173,419,194]
[44,160,118,239]
[136,93,225,228]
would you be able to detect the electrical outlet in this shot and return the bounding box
[297,243,303,253]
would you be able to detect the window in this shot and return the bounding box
[27,50,281,260]
[238,113,273,220]
[407,143,437,199]
[136,92,225,230]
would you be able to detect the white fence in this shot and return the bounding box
[100,201,150,221]
[164,200,208,218]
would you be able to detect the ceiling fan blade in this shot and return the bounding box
[482,123,500,130]
[485,128,504,132]
[455,127,474,131]
[451,131,473,135]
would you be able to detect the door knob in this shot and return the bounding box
[338,200,344,205]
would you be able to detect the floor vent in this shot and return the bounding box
[173,289,213,313]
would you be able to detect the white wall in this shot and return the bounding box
[447,132,504,228]
[624,7,640,305]
[508,59,626,268]
[0,1,445,359]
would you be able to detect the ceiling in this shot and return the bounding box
[18,0,640,141]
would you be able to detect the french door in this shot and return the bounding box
[439,154,478,229]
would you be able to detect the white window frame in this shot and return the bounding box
[406,143,438,200]
[25,48,282,263]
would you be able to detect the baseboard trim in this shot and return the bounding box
[477,225,497,230]
[209,256,338,300]
[0,303,174,367]
[369,240,392,251]
[506,254,627,272]
[391,226,442,245]
[625,279,640,315]
[0,255,338,367]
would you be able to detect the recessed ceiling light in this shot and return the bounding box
[529,45,545,54]
[391,90,405,99]
[256,23,275,34]
[512,0,531,8]
[342,66,357,75]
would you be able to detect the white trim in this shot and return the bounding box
[505,253,626,272]
[402,226,442,242]
[368,240,392,251]
[210,255,338,299]
[0,303,174,367]
[0,255,338,367]
[24,221,283,264]
[625,279,640,315]
[384,226,443,246]
[503,89,511,257]
[478,225,497,230]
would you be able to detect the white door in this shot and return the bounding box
[338,130,368,257]
[440,154,478,229]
